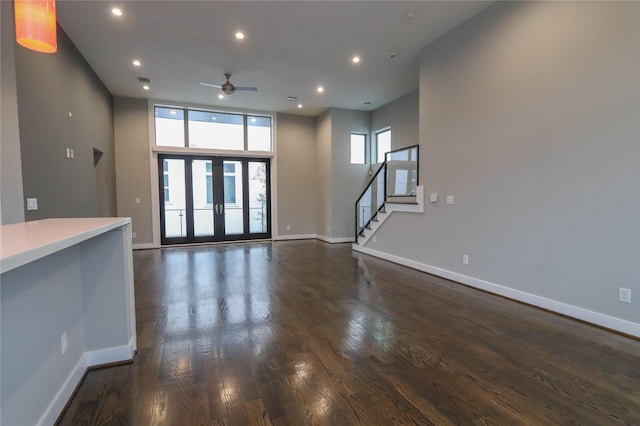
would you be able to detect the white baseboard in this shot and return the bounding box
[37,355,87,426]
[272,234,317,241]
[36,341,136,426]
[353,245,640,338]
[132,243,158,250]
[316,235,354,244]
[84,341,136,367]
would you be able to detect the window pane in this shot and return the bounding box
[206,175,213,204]
[376,129,391,163]
[188,110,244,150]
[351,134,365,164]
[224,176,236,204]
[247,116,272,151]
[223,161,243,235]
[192,159,214,237]
[249,162,267,233]
[163,159,186,238]
[155,107,185,147]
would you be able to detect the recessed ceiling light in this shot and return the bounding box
[111,8,123,16]
[297,104,303,109]
[317,86,324,93]
[404,11,416,21]
[132,59,141,67]
[218,94,224,100]
[352,56,360,64]
[235,32,245,40]
[142,85,150,91]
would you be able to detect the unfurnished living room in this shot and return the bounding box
[1,1,639,425]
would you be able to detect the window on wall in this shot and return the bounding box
[350,133,366,164]
[154,106,273,152]
[375,129,391,163]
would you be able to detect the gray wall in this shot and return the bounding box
[114,97,154,244]
[371,91,419,155]
[15,25,116,220]
[369,2,640,324]
[330,108,370,239]
[0,2,25,225]
[315,110,332,237]
[276,113,317,236]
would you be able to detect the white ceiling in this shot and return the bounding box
[56,1,491,117]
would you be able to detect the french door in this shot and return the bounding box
[159,155,271,244]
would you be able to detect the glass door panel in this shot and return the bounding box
[249,161,268,234]
[159,155,270,244]
[223,160,244,235]
[192,159,215,237]
[162,158,187,238]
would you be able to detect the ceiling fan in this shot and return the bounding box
[199,73,258,96]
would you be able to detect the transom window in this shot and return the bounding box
[154,106,273,152]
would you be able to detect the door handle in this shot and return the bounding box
[219,204,224,214]
[214,204,219,214]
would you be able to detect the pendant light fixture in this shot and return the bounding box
[14,0,57,53]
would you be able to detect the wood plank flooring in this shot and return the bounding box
[57,240,640,425]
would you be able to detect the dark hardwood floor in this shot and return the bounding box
[57,240,640,425]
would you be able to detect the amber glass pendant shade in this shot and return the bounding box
[14,0,57,53]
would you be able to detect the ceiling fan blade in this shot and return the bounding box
[235,86,258,92]
[199,82,223,89]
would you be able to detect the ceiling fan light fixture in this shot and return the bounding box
[221,82,235,95]
[221,72,235,95]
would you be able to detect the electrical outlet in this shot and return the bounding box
[619,287,631,304]
[373,236,377,243]
[446,195,455,205]
[61,332,68,355]
[132,232,137,239]
[135,197,141,204]
[287,225,291,231]
[463,254,469,265]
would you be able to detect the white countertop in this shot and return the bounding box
[0,217,131,274]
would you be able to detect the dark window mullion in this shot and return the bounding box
[183,108,190,148]
[212,158,226,236]
[243,115,248,151]
[185,159,195,238]
[242,159,250,235]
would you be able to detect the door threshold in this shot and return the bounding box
[160,238,272,249]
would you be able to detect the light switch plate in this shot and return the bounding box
[446,195,455,205]
[27,198,38,211]
[430,193,438,203]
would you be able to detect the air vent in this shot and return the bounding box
[137,77,151,83]
[286,96,297,102]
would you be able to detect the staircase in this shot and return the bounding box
[353,145,422,248]
[354,186,424,247]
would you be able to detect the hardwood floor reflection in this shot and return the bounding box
[57,240,640,425]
